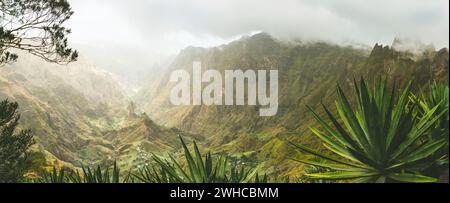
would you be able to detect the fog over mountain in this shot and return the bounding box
[2,0,450,184]
[66,0,449,88]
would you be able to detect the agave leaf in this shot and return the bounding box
[152,155,184,182]
[380,80,396,158]
[169,154,191,182]
[215,154,227,179]
[306,171,378,180]
[322,143,364,164]
[389,138,447,169]
[350,176,379,183]
[179,136,202,182]
[241,168,258,183]
[291,158,361,171]
[389,173,438,183]
[375,176,387,183]
[193,141,207,181]
[321,103,363,152]
[354,78,375,148]
[309,127,357,161]
[308,106,356,150]
[205,153,211,178]
[289,141,368,169]
[391,103,447,161]
[386,81,412,151]
[336,85,372,154]
[113,161,120,183]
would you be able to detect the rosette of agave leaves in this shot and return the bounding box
[291,79,449,183]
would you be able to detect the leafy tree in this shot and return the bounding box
[0,99,35,182]
[291,78,448,183]
[0,0,78,65]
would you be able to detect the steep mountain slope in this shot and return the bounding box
[1,33,447,177]
[0,56,122,166]
[0,53,201,169]
[102,113,204,169]
[138,33,449,177]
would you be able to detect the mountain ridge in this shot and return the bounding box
[137,33,449,177]
[1,33,448,177]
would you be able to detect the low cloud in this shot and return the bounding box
[69,0,448,50]
[66,0,449,74]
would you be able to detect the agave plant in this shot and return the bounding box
[134,136,258,183]
[40,166,68,183]
[253,173,268,183]
[412,81,449,177]
[134,165,177,183]
[416,82,449,142]
[38,161,130,183]
[291,78,448,183]
[72,162,121,183]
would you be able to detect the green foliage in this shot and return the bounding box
[298,163,335,183]
[0,99,35,182]
[412,81,449,177]
[38,161,131,183]
[74,162,122,183]
[134,136,260,183]
[291,78,449,183]
[41,166,66,183]
[0,0,78,64]
[416,82,449,142]
[253,173,268,183]
[33,137,264,183]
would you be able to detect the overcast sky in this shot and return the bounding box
[66,0,449,67]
